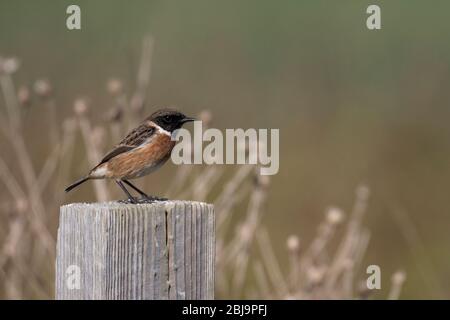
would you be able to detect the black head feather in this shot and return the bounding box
[147,108,195,132]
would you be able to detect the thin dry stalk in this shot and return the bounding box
[253,260,271,299]
[36,143,61,192]
[129,35,154,127]
[0,73,22,131]
[389,204,443,297]
[0,76,55,257]
[54,118,77,202]
[325,185,370,290]
[45,99,58,145]
[286,235,301,292]
[215,165,254,226]
[192,166,224,201]
[388,271,406,300]
[76,106,110,202]
[256,227,289,297]
[299,207,344,281]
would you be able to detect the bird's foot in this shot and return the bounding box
[140,195,168,203]
[117,195,168,204]
[118,197,138,204]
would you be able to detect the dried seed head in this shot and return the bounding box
[130,93,145,113]
[254,169,270,188]
[357,280,372,299]
[238,223,252,243]
[356,184,370,201]
[391,270,406,285]
[326,207,344,225]
[107,78,123,96]
[286,235,300,252]
[17,86,31,106]
[73,98,89,116]
[1,57,20,74]
[15,198,28,213]
[198,110,212,126]
[33,79,52,98]
[306,266,325,285]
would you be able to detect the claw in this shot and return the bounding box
[141,195,168,203]
[118,197,138,204]
[117,196,168,204]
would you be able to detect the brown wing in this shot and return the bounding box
[98,145,135,165]
[118,123,156,147]
[97,123,156,166]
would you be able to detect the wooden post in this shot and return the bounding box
[55,201,215,300]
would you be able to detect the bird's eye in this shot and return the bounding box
[163,115,171,122]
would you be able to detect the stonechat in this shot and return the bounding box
[65,108,195,203]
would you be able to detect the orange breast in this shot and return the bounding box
[106,133,175,179]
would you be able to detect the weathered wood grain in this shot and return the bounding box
[55,201,215,300]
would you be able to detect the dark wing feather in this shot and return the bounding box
[98,145,135,165]
[119,123,155,147]
[97,123,156,166]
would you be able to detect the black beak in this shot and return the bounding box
[180,117,196,124]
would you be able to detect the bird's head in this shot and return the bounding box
[148,108,196,132]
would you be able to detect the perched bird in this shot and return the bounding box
[65,108,195,203]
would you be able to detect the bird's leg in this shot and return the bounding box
[116,180,137,203]
[123,180,148,197]
[123,180,168,202]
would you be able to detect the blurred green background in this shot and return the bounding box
[1,0,450,299]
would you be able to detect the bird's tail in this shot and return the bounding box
[65,176,90,193]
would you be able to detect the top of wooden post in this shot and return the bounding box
[61,200,213,210]
[57,200,215,300]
